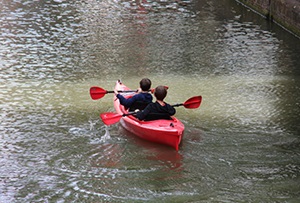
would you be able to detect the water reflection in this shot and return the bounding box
[0,0,84,83]
[118,126,184,171]
[1,0,300,202]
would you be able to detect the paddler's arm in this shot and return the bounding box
[135,104,152,120]
[165,103,176,116]
[115,92,139,109]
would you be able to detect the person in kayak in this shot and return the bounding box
[114,78,153,111]
[135,85,176,121]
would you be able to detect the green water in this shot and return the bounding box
[1,0,300,202]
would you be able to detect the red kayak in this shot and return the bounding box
[113,80,185,151]
[97,81,202,150]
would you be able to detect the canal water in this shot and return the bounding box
[1,0,300,202]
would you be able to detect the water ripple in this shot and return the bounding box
[1,0,300,202]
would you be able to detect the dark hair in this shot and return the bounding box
[154,85,167,100]
[140,78,151,91]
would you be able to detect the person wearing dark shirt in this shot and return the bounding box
[115,78,153,111]
[135,85,176,121]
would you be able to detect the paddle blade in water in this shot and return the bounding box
[100,112,123,125]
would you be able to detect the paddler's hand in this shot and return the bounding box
[114,89,118,95]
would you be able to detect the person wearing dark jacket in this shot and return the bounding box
[114,78,153,111]
[136,85,176,121]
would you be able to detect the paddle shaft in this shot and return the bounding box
[90,85,169,100]
[172,103,183,107]
[100,95,202,125]
[107,90,137,93]
[90,86,139,100]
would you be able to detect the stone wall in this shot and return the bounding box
[237,0,300,37]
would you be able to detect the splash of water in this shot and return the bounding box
[100,125,111,143]
[68,127,88,136]
[88,119,99,131]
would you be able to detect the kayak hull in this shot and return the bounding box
[114,81,184,150]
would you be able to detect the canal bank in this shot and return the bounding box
[237,0,300,37]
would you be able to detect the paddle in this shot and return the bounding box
[90,86,137,100]
[172,95,202,109]
[100,95,202,125]
[100,112,136,125]
[90,86,169,100]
